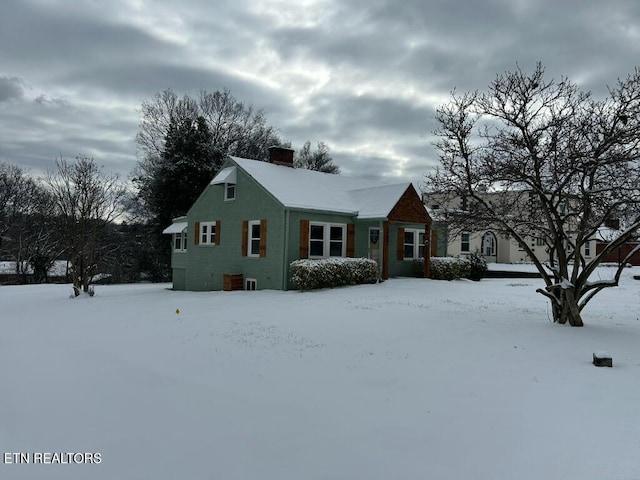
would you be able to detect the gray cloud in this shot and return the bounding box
[0,0,639,187]
[0,76,26,102]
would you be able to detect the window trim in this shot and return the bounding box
[225,182,236,201]
[461,232,470,253]
[403,228,425,260]
[248,220,261,257]
[199,221,217,245]
[173,231,187,252]
[308,222,346,258]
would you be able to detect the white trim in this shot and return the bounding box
[245,278,257,291]
[163,222,187,234]
[309,222,346,258]
[248,220,261,257]
[173,231,187,252]
[403,228,425,260]
[225,183,236,201]
[199,221,217,245]
[461,232,470,252]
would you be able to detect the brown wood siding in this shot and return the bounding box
[194,221,200,245]
[346,223,355,257]
[431,229,438,257]
[215,220,221,246]
[241,220,248,256]
[397,227,405,260]
[259,219,267,257]
[299,219,309,259]
[388,184,431,224]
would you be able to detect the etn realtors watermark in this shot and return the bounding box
[3,452,101,465]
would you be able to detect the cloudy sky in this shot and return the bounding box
[1,0,639,185]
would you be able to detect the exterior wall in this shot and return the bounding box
[284,214,429,286]
[172,268,187,290]
[178,164,286,291]
[596,242,640,266]
[354,220,385,277]
[285,210,358,289]
[387,222,429,278]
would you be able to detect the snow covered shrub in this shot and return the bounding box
[430,257,471,280]
[290,258,379,290]
[468,251,488,281]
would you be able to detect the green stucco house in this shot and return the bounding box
[163,146,432,291]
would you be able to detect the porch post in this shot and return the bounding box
[382,221,389,280]
[423,222,431,278]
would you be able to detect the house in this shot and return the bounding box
[163,147,433,291]
[423,191,598,264]
[595,225,640,266]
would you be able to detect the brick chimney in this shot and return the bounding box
[268,145,295,167]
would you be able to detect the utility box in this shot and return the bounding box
[593,352,613,367]
[223,273,244,291]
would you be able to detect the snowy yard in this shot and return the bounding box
[1,268,640,479]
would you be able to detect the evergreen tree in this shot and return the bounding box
[135,116,222,276]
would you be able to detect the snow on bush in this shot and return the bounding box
[290,257,379,290]
[430,257,471,280]
[468,251,488,281]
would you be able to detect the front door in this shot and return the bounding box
[368,227,381,265]
[482,231,497,263]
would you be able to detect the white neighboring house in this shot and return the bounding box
[424,192,597,264]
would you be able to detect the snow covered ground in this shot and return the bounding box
[1,268,639,479]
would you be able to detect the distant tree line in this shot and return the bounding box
[0,87,340,288]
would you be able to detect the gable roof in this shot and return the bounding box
[211,157,421,220]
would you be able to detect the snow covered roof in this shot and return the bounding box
[162,222,188,234]
[210,166,237,185]
[231,157,412,219]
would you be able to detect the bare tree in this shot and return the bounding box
[0,163,39,253]
[44,156,127,294]
[425,63,640,326]
[135,87,282,165]
[294,141,340,174]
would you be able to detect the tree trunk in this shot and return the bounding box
[552,289,584,327]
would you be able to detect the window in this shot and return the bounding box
[248,220,261,257]
[584,241,591,257]
[243,220,266,257]
[309,223,346,258]
[173,231,187,252]
[199,222,217,245]
[461,232,470,252]
[461,196,468,211]
[245,278,257,291]
[536,237,545,246]
[404,229,425,260]
[225,183,236,201]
